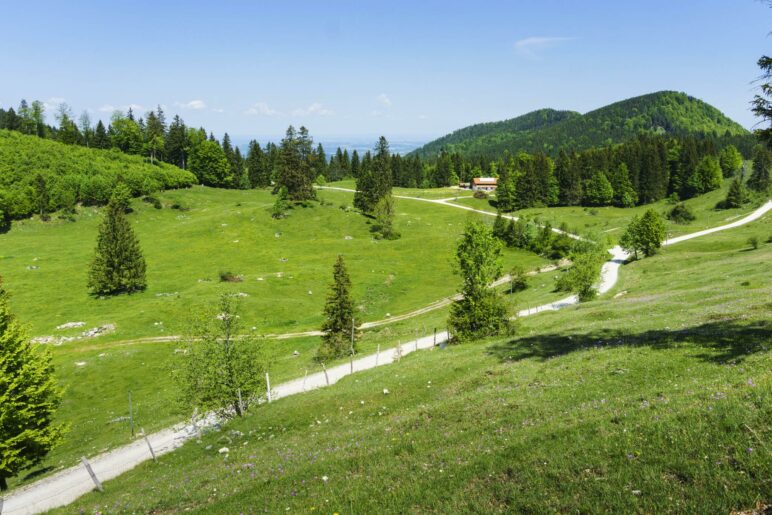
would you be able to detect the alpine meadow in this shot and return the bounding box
[0,2,770,514]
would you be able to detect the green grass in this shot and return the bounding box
[1,186,545,343]
[451,174,766,243]
[2,186,557,489]
[52,213,771,513]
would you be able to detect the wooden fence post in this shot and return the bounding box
[265,372,272,402]
[128,391,134,437]
[302,369,308,391]
[321,363,330,385]
[142,429,157,463]
[80,456,103,492]
[376,344,380,366]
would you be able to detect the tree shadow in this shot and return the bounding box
[487,320,770,365]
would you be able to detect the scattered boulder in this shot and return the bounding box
[56,321,85,330]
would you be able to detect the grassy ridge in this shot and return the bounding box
[52,213,771,513]
[411,91,750,159]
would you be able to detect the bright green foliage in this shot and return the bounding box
[583,171,614,206]
[318,255,358,362]
[271,186,290,219]
[449,220,510,341]
[619,209,665,259]
[189,139,231,188]
[0,130,195,223]
[0,279,65,491]
[109,182,133,213]
[724,178,748,209]
[718,145,743,177]
[687,155,723,195]
[176,294,266,418]
[554,250,605,301]
[110,113,143,154]
[372,194,400,240]
[609,163,638,207]
[88,196,147,295]
[748,146,771,193]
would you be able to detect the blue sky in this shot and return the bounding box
[1,0,770,142]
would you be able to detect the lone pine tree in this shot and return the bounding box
[0,278,66,491]
[318,255,357,361]
[88,193,147,295]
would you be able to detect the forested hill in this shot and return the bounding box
[0,130,196,225]
[411,91,750,160]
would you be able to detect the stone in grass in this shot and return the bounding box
[383,388,390,395]
[218,447,229,455]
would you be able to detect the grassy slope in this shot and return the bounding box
[0,186,543,342]
[3,186,558,489]
[452,172,766,244]
[55,214,771,513]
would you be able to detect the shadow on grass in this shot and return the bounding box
[487,320,770,364]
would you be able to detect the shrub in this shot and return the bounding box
[219,271,243,283]
[747,236,759,250]
[142,196,162,209]
[667,203,695,224]
[170,201,189,211]
[473,190,489,199]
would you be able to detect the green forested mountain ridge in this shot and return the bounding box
[0,130,196,224]
[411,91,750,160]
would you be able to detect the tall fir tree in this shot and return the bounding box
[88,194,147,295]
[318,255,358,361]
[748,145,771,192]
[274,126,316,201]
[246,140,269,187]
[0,278,66,491]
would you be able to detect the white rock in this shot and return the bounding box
[75,361,86,367]
[56,322,85,330]
[383,388,390,395]
[218,447,229,454]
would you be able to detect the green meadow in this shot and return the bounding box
[53,210,771,514]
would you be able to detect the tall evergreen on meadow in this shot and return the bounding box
[246,140,269,187]
[88,194,147,295]
[274,126,316,201]
[0,278,66,491]
[318,255,357,361]
[355,136,392,213]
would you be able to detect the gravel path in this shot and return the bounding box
[4,196,769,515]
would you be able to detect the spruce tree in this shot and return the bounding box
[88,193,147,295]
[448,220,510,341]
[0,278,66,490]
[748,146,771,193]
[318,255,357,361]
[355,137,392,213]
[725,177,748,208]
[274,126,316,201]
[246,140,269,187]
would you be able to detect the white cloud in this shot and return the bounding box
[291,102,334,117]
[175,99,207,110]
[245,102,281,116]
[376,93,392,107]
[514,36,576,59]
[211,108,225,113]
[97,103,146,115]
